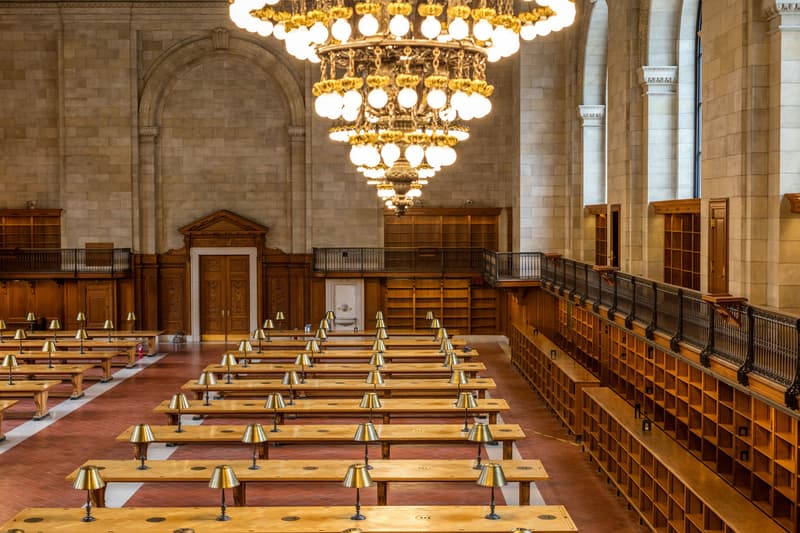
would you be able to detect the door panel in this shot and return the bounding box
[708,199,728,294]
[200,255,250,338]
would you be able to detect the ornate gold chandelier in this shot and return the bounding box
[230,0,576,213]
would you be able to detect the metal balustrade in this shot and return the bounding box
[0,248,131,276]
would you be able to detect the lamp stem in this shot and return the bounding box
[364,442,371,470]
[7,369,13,386]
[18,340,22,354]
[369,407,374,423]
[352,487,365,520]
[79,337,84,354]
[462,407,469,432]
[204,384,211,406]
[271,410,279,432]
[250,443,259,470]
[139,453,147,470]
[300,366,305,383]
[226,366,232,384]
[474,442,483,470]
[258,339,263,353]
[217,488,230,521]
[176,409,183,433]
[288,386,294,405]
[83,490,95,522]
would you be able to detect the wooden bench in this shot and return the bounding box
[582,387,784,533]
[0,400,18,441]
[16,339,139,367]
[204,361,486,379]
[234,348,479,363]
[154,397,510,425]
[181,377,496,399]
[0,380,60,419]
[69,458,548,507]
[1,504,577,532]
[14,351,117,382]
[7,364,94,399]
[117,423,525,461]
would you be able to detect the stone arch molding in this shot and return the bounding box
[139,29,304,128]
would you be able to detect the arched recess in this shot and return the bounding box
[577,0,608,263]
[136,29,306,255]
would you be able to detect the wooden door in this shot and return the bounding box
[610,205,620,268]
[708,199,728,294]
[199,255,250,339]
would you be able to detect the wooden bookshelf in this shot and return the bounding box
[383,208,500,250]
[582,387,783,533]
[560,300,800,531]
[384,279,415,330]
[653,199,701,290]
[0,209,62,249]
[509,326,600,437]
[469,287,499,333]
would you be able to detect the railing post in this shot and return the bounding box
[580,265,588,306]
[700,302,715,367]
[784,319,800,410]
[568,261,577,299]
[607,271,618,320]
[670,289,684,352]
[624,277,636,329]
[592,275,602,314]
[646,281,657,340]
[737,306,755,386]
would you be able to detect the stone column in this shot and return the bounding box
[288,125,307,253]
[639,65,678,279]
[138,126,159,255]
[577,105,606,262]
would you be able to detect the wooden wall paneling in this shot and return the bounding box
[82,281,115,328]
[158,251,187,335]
[289,262,308,329]
[364,278,383,326]
[310,277,326,325]
[63,281,81,329]
[116,278,135,328]
[134,254,159,331]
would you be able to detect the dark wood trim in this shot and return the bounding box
[382,207,502,216]
[584,204,607,216]
[785,193,800,214]
[651,198,701,214]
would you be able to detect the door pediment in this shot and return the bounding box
[179,210,268,250]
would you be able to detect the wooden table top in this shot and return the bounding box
[11,351,119,360]
[204,361,485,375]
[117,423,526,444]
[254,338,467,349]
[0,400,18,411]
[1,505,577,532]
[68,458,548,483]
[23,330,164,339]
[0,380,61,392]
[15,339,139,349]
[182,377,496,394]
[154,397,509,416]
[8,364,94,375]
[273,328,458,338]
[232,349,479,361]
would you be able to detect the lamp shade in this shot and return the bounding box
[342,463,373,488]
[41,340,57,353]
[129,423,156,444]
[375,311,384,320]
[315,328,328,341]
[198,371,217,386]
[265,392,286,410]
[359,391,382,409]
[75,329,88,340]
[365,370,384,386]
[440,339,454,352]
[294,352,312,366]
[318,319,329,331]
[282,371,300,386]
[436,328,449,341]
[375,328,388,340]
[241,423,268,444]
[13,329,26,340]
[76,311,86,322]
[443,352,460,367]
[169,392,190,410]
[0,319,7,331]
[456,391,478,409]
[353,422,379,442]
[371,339,386,353]
[220,353,238,366]
[73,465,106,491]
[325,310,336,321]
[425,311,434,321]
[238,340,253,352]
[468,421,494,443]
[275,311,285,321]
[263,319,275,329]
[253,328,267,341]
[48,319,61,330]
[103,319,114,330]
[126,311,136,321]
[375,318,386,329]
[208,464,240,489]
[2,354,18,369]
[430,318,441,329]
[476,462,507,488]
[26,312,36,322]
[369,352,385,367]
[450,370,469,386]
[305,339,320,353]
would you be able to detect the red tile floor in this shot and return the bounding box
[0,339,648,532]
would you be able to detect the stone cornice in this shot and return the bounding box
[764,1,800,30]
[139,126,160,139]
[577,105,605,127]
[638,66,678,95]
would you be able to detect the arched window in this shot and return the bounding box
[694,1,702,198]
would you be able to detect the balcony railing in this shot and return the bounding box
[482,250,543,286]
[0,248,132,276]
[313,247,485,274]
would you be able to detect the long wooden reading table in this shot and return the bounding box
[1,505,578,532]
[0,380,60,419]
[269,328,459,338]
[182,377,496,399]
[68,458,547,506]
[254,338,467,350]
[8,363,94,399]
[15,339,140,367]
[12,351,119,381]
[204,361,485,379]
[0,400,18,440]
[232,348,478,364]
[23,329,163,354]
[117,423,525,460]
[154,397,509,425]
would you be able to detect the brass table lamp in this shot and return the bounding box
[75,328,88,354]
[375,311,384,320]
[198,371,217,406]
[281,370,300,404]
[103,319,114,342]
[477,462,507,520]
[169,392,191,433]
[220,352,238,384]
[42,339,57,369]
[72,465,105,522]
[262,319,274,342]
[241,423,268,470]
[342,463,373,520]
[26,311,36,333]
[443,351,460,369]
[129,423,156,470]
[450,370,469,399]
[126,311,136,333]
[0,318,6,343]
[76,311,86,328]
[353,422,380,470]
[456,391,478,432]
[237,339,252,368]
[48,318,61,343]
[14,328,26,354]
[359,391,382,423]
[468,422,494,469]
[365,369,384,393]
[265,392,285,432]
[294,352,311,383]
[253,328,267,353]
[371,339,386,354]
[369,351,385,369]
[2,354,18,385]
[274,310,285,330]
[209,465,239,521]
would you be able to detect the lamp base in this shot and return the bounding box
[82,515,97,522]
[137,464,149,471]
[485,512,501,520]
[216,514,231,522]
[248,464,260,470]
[350,513,366,521]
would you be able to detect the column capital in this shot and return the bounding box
[763,1,800,29]
[577,105,605,127]
[638,66,678,95]
[139,126,159,140]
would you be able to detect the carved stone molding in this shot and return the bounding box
[211,27,229,50]
[638,66,678,95]
[764,1,800,30]
[139,126,160,140]
[288,125,306,141]
[577,105,605,127]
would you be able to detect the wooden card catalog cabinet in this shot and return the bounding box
[0,209,62,249]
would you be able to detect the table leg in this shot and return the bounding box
[488,413,497,424]
[125,348,136,368]
[519,481,531,505]
[377,481,387,505]
[133,442,148,460]
[381,442,390,459]
[477,390,485,399]
[32,391,50,420]
[233,483,246,506]
[90,487,107,508]
[70,374,85,400]
[503,442,512,460]
[100,360,112,382]
[258,443,269,460]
